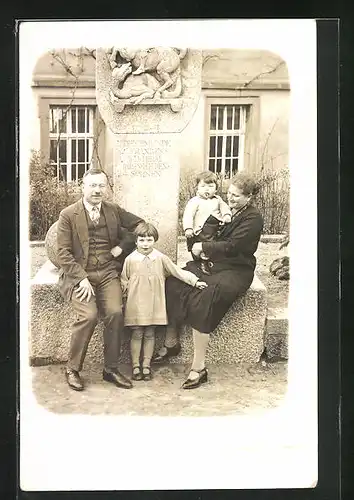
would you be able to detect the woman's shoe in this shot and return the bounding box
[132,366,143,381]
[181,368,208,389]
[152,342,181,363]
[142,366,152,381]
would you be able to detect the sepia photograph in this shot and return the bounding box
[20,19,317,491]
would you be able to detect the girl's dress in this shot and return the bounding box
[121,248,199,326]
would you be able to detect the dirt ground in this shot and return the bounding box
[32,361,288,416]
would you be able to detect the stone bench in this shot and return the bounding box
[30,259,267,366]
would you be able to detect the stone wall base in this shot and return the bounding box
[264,308,288,360]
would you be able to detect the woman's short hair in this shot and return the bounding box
[134,222,159,242]
[195,171,218,188]
[230,172,260,196]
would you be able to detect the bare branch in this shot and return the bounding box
[88,119,112,190]
[50,49,76,79]
[49,50,81,184]
[242,60,285,88]
[260,117,280,170]
[202,55,220,68]
[83,47,96,59]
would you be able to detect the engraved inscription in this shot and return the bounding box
[119,139,171,177]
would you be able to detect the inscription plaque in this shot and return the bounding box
[113,136,180,260]
[119,139,171,177]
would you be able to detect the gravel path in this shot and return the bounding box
[32,361,287,416]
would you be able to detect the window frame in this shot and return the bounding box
[49,105,95,182]
[38,95,105,182]
[206,102,247,176]
[204,95,260,176]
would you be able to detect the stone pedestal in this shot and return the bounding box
[96,47,202,261]
[113,135,180,259]
[45,221,59,268]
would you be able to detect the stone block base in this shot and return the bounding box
[30,260,267,366]
[264,308,288,360]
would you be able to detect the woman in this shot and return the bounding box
[153,172,264,389]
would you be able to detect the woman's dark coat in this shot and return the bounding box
[166,204,264,333]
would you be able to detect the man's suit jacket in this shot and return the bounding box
[57,198,144,301]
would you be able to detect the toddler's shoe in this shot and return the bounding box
[200,261,211,275]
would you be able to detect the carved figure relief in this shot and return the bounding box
[107,47,187,112]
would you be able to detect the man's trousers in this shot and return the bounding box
[67,266,123,372]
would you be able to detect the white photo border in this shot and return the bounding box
[19,19,318,491]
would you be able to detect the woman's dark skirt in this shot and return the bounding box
[165,260,254,334]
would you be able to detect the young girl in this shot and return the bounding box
[120,222,208,381]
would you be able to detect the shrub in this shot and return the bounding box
[253,168,290,234]
[29,150,82,240]
[29,150,114,240]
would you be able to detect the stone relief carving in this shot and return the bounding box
[107,47,187,112]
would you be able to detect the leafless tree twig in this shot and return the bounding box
[242,60,285,88]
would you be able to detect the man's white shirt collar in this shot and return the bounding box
[83,199,102,214]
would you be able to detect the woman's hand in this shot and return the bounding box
[191,242,203,257]
[195,280,208,289]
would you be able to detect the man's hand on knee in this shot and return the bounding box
[75,278,95,302]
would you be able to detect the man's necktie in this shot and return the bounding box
[91,206,100,225]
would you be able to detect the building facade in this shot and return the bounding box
[30,48,290,184]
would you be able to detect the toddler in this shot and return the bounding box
[120,222,207,381]
[182,171,232,274]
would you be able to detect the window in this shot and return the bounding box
[207,104,247,179]
[49,106,95,182]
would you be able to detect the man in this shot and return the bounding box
[57,168,144,391]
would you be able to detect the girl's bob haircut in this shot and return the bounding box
[134,222,159,242]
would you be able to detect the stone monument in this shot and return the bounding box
[96,47,202,260]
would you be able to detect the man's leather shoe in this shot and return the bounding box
[65,368,84,391]
[152,342,181,363]
[181,368,208,389]
[103,369,133,389]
